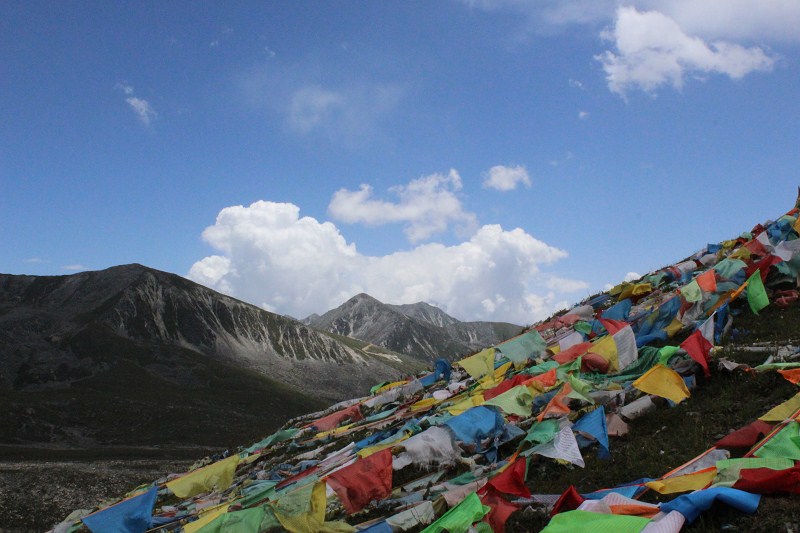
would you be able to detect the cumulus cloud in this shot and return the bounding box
[598,7,775,95]
[328,170,478,242]
[188,200,585,324]
[482,165,532,192]
[624,271,642,281]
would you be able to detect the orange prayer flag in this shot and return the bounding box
[695,270,717,292]
[537,383,573,422]
[778,368,800,385]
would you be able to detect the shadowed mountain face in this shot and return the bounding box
[0,265,419,448]
[305,293,523,361]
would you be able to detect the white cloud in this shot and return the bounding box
[188,200,585,324]
[578,111,589,119]
[328,170,478,242]
[644,0,800,44]
[482,165,532,192]
[598,7,775,96]
[24,257,44,264]
[624,271,641,281]
[239,65,403,146]
[465,0,800,42]
[287,83,403,141]
[116,83,157,126]
[62,264,85,271]
[125,97,158,126]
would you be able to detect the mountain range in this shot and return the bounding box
[305,293,522,361]
[0,264,425,448]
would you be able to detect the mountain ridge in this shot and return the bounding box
[305,292,523,361]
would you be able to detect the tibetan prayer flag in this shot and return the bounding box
[632,364,690,404]
[758,392,800,422]
[680,329,713,378]
[746,269,769,314]
[167,455,240,499]
[458,348,495,380]
[82,487,158,533]
[486,456,530,498]
[542,510,649,533]
[680,280,703,303]
[696,269,717,292]
[421,492,489,533]
[573,406,610,459]
[326,449,393,514]
[645,468,716,494]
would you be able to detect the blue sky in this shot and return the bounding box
[2,1,799,324]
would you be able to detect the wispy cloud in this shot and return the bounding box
[237,64,404,146]
[62,264,85,271]
[24,257,45,264]
[116,83,157,126]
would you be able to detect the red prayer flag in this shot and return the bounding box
[715,420,774,450]
[550,485,585,516]
[553,342,592,365]
[484,374,531,401]
[681,330,713,378]
[479,485,520,533]
[778,368,800,384]
[598,318,628,335]
[487,457,531,498]
[733,465,800,494]
[326,449,393,513]
[310,404,363,432]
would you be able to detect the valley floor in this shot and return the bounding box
[0,449,202,532]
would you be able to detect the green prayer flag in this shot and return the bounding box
[422,492,489,533]
[483,385,534,417]
[754,421,800,460]
[523,419,560,445]
[497,330,547,363]
[680,279,703,302]
[714,258,747,279]
[196,507,267,533]
[746,270,769,314]
[246,428,299,453]
[541,510,650,533]
[573,321,592,335]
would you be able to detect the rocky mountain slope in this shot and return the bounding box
[0,264,420,448]
[305,293,523,361]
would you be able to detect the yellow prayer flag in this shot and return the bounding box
[410,397,441,412]
[357,434,410,458]
[588,334,618,372]
[645,468,716,494]
[446,393,485,416]
[184,504,230,533]
[458,348,495,380]
[632,364,690,404]
[730,247,752,260]
[759,392,800,422]
[166,454,240,499]
[375,380,408,394]
[664,317,684,338]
